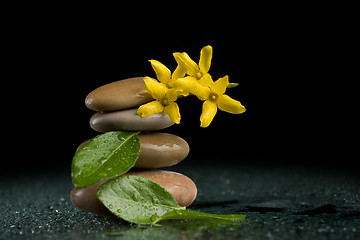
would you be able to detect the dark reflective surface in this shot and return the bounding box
[1,162,359,240]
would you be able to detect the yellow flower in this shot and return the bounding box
[138,45,245,128]
[148,59,186,89]
[137,77,181,124]
[185,74,246,128]
[173,45,213,81]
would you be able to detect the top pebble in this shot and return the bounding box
[85,77,154,111]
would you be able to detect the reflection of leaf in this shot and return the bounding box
[71,131,140,188]
[103,219,244,238]
[103,232,123,236]
[97,175,246,225]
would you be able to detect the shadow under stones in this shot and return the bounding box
[294,204,338,216]
[191,200,240,209]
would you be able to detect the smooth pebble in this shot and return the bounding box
[90,108,174,132]
[137,133,189,168]
[76,133,189,169]
[70,170,197,216]
[85,77,153,111]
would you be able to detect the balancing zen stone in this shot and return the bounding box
[70,170,197,216]
[90,108,174,132]
[85,77,153,111]
[137,133,189,168]
[76,133,189,169]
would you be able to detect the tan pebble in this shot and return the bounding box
[85,77,153,111]
[70,170,197,216]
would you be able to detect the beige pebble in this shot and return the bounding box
[89,108,174,132]
[76,133,189,169]
[85,77,153,111]
[70,170,197,216]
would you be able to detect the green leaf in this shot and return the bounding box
[96,175,246,225]
[151,209,246,225]
[71,131,140,188]
[96,175,185,224]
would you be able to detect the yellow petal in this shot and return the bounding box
[173,52,199,76]
[172,76,196,96]
[211,75,229,94]
[149,60,171,85]
[137,101,164,118]
[199,45,212,73]
[200,100,217,128]
[165,88,179,102]
[171,63,187,81]
[190,80,211,101]
[199,73,215,87]
[164,102,181,124]
[143,76,167,100]
[217,94,246,114]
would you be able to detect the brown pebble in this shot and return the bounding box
[76,133,189,169]
[137,132,189,168]
[127,170,197,207]
[70,170,197,216]
[85,77,153,111]
[70,179,112,216]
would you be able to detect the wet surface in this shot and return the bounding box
[1,162,359,239]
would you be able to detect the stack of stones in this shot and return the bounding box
[70,77,197,216]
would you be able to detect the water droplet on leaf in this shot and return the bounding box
[150,214,159,222]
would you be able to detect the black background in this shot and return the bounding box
[8,1,345,174]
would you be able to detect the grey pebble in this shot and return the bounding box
[90,108,174,132]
